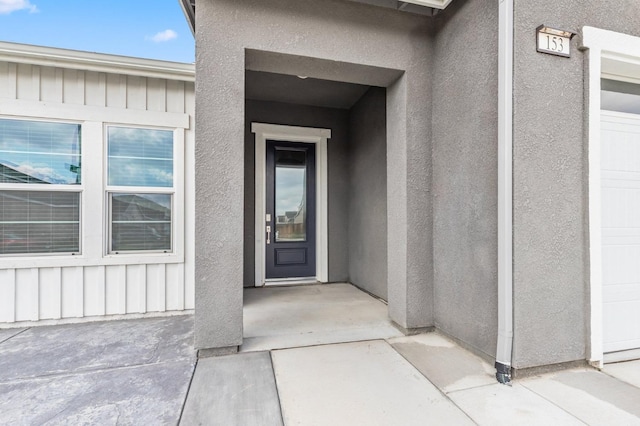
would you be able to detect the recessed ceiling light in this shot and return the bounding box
[297,75,308,79]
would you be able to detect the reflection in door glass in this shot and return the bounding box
[275,149,306,242]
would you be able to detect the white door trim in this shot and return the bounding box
[251,123,330,287]
[583,26,640,368]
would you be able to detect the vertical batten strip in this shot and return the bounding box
[126,264,147,313]
[166,263,185,310]
[62,266,84,318]
[16,64,35,100]
[146,264,167,312]
[147,78,167,112]
[85,71,107,107]
[31,65,41,101]
[106,265,127,315]
[84,265,106,316]
[106,73,127,108]
[16,268,40,321]
[126,75,147,110]
[0,269,16,322]
[40,66,63,102]
[29,268,40,321]
[166,80,185,113]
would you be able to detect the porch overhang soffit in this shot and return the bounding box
[178,0,454,33]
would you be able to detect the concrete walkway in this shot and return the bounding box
[1,284,639,425]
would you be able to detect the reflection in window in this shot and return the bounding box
[601,79,640,115]
[0,191,80,255]
[108,127,173,187]
[107,126,175,254]
[0,118,82,256]
[0,118,81,184]
[275,149,306,242]
[110,193,172,252]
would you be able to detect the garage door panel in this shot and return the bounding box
[603,300,640,352]
[601,187,640,228]
[601,115,640,355]
[602,245,640,284]
[601,229,640,245]
[602,283,640,303]
[601,130,640,171]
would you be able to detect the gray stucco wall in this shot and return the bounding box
[244,100,350,286]
[431,0,499,359]
[348,87,388,300]
[195,0,434,349]
[512,1,640,369]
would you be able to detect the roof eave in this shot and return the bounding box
[0,41,195,82]
[179,0,195,36]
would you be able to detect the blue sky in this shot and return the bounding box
[0,0,194,63]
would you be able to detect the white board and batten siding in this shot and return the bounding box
[600,111,640,354]
[0,43,195,325]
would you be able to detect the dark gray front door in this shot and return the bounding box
[265,140,316,279]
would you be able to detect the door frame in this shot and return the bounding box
[252,123,330,286]
[583,27,640,367]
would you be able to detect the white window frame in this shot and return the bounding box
[583,26,640,368]
[0,116,84,257]
[0,103,188,269]
[104,124,184,258]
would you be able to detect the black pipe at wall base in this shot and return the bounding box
[495,361,512,385]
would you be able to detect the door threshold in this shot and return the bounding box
[263,277,319,287]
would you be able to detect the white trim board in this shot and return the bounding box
[251,123,330,287]
[0,41,195,82]
[582,26,640,368]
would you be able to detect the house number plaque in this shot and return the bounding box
[536,25,575,58]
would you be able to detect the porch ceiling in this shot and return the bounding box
[245,70,371,109]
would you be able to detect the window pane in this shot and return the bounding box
[0,119,81,184]
[108,127,173,187]
[110,193,171,252]
[275,149,306,242]
[601,79,640,115]
[0,191,80,255]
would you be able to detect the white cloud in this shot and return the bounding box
[147,29,178,43]
[0,0,38,14]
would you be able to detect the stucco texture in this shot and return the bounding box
[195,0,434,349]
[431,0,499,359]
[348,87,388,300]
[512,0,640,369]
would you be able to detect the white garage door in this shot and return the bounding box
[601,111,640,355]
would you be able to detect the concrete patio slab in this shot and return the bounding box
[604,359,640,389]
[0,315,195,382]
[521,368,640,424]
[271,340,474,426]
[390,333,496,393]
[0,360,194,425]
[0,315,196,426]
[448,383,584,425]
[0,328,26,344]
[180,351,283,426]
[242,284,402,352]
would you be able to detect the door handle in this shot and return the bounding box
[266,225,271,245]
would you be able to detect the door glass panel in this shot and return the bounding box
[275,149,306,242]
